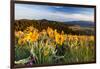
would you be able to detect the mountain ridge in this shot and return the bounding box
[16,19,94,27]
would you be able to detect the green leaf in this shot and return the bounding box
[15,57,30,64]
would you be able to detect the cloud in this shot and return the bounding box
[70,14,94,22]
[15,4,94,22]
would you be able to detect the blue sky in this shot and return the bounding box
[15,4,94,22]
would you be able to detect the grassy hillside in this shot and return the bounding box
[15,19,94,35]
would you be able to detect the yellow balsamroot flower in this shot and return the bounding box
[25,31,39,42]
[47,27,54,38]
[41,29,47,35]
[54,30,67,45]
[60,34,66,45]
[74,35,78,41]
[44,45,50,56]
[44,50,49,56]
[24,32,32,41]
[55,33,63,45]
[32,31,39,42]
[55,33,60,44]
[88,36,95,41]
[80,35,89,41]
[15,31,24,38]
[54,29,57,36]
[66,35,72,41]
[90,36,94,41]
[18,38,26,45]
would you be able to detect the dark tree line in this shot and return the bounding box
[15,19,94,35]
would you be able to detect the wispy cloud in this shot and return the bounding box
[15,4,94,22]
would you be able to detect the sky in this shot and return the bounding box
[15,3,94,22]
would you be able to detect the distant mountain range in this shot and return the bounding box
[65,21,94,27]
[32,19,94,27]
[18,19,94,27]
